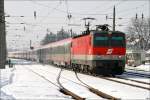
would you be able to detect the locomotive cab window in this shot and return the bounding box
[111,35,125,47]
[93,32,125,47]
[93,33,108,47]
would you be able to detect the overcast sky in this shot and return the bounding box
[5,0,149,50]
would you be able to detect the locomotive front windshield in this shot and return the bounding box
[93,32,125,47]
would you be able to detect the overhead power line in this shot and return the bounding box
[115,3,147,16]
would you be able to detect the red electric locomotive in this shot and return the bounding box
[71,24,126,75]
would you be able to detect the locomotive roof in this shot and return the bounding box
[73,30,125,38]
[93,30,125,34]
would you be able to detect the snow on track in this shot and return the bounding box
[107,77,150,90]
[1,60,149,100]
[117,73,150,84]
[27,65,104,99]
[1,65,71,100]
[59,70,104,99]
[75,73,150,100]
[27,64,150,100]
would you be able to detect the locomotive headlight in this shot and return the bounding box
[108,32,112,35]
[119,56,122,58]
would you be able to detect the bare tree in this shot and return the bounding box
[126,18,150,50]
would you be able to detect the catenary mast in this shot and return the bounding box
[0,0,6,69]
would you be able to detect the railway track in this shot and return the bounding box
[26,65,120,100]
[57,65,150,92]
[116,76,150,85]
[58,68,119,100]
[71,65,150,91]
[25,66,106,100]
[125,67,150,73]
[25,64,149,100]
[98,76,150,91]
[74,72,119,100]
[57,69,85,100]
[123,71,150,78]
[71,68,150,91]
[59,70,119,100]
[25,67,82,100]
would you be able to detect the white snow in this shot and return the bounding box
[0,66,15,100]
[108,77,150,88]
[126,63,150,72]
[26,65,103,99]
[1,65,71,100]
[75,73,150,100]
[136,64,150,72]
[146,49,150,54]
[27,64,150,100]
[1,59,150,100]
[117,73,150,83]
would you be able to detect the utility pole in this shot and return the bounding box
[113,6,116,31]
[30,40,33,50]
[0,0,6,69]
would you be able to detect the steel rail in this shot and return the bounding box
[25,67,60,88]
[116,76,150,85]
[123,71,150,78]
[125,68,150,73]
[74,72,120,100]
[25,67,82,99]
[57,69,85,100]
[100,76,150,91]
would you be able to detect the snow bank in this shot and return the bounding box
[126,64,150,72]
[136,64,150,71]
[0,66,15,100]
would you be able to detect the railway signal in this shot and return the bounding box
[34,11,37,19]
[142,13,144,19]
[136,13,138,19]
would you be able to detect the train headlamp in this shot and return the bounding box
[108,32,112,35]
[108,32,112,37]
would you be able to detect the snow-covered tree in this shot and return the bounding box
[126,18,150,50]
[41,32,56,45]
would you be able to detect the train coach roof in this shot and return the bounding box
[40,38,72,49]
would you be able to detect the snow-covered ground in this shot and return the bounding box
[1,59,150,100]
[26,65,103,99]
[126,63,150,72]
[124,63,150,83]
[27,64,150,100]
[61,69,150,100]
[0,66,15,100]
[117,73,150,84]
[0,64,71,100]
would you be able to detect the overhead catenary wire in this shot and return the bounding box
[6,1,149,47]
[110,3,147,17]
